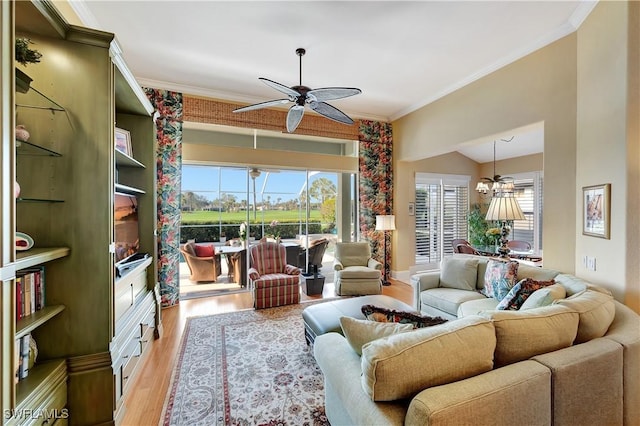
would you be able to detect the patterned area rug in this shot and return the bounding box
[162,302,332,426]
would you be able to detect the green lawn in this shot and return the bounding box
[181,210,321,224]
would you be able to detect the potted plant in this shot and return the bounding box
[468,202,498,246]
[15,37,42,93]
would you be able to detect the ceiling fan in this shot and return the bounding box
[233,48,361,133]
[476,137,515,194]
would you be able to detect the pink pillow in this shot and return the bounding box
[194,244,214,257]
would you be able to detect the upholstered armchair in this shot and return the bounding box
[180,242,222,282]
[248,241,301,309]
[333,242,382,296]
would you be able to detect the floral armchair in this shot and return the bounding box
[248,241,301,309]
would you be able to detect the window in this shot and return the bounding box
[415,174,470,267]
[510,172,543,253]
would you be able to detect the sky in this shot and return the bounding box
[181,164,340,203]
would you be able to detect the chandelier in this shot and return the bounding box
[475,137,514,195]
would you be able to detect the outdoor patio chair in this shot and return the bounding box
[180,242,222,282]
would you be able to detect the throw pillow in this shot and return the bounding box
[194,244,214,257]
[496,277,556,310]
[439,256,479,291]
[479,304,578,367]
[361,316,496,401]
[520,283,566,310]
[361,304,448,328]
[482,259,519,300]
[339,316,414,356]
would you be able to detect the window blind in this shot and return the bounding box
[415,174,469,267]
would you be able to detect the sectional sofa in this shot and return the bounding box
[313,254,640,425]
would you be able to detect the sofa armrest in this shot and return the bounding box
[406,360,551,426]
[284,264,300,275]
[314,333,408,426]
[410,271,440,311]
[368,258,382,270]
[248,267,260,280]
[333,260,344,271]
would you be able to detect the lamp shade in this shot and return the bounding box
[485,196,525,221]
[375,215,396,231]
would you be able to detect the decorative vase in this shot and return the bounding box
[15,125,30,142]
[14,181,20,199]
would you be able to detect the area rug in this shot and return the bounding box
[162,302,333,426]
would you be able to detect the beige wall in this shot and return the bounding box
[394,1,639,310]
[576,1,639,310]
[394,34,578,275]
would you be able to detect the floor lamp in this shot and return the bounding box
[375,215,396,286]
[485,195,525,258]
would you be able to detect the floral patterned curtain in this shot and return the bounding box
[358,120,393,279]
[144,88,183,307]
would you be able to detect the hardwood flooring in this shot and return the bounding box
[119,279,414,426]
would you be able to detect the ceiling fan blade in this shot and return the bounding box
[308,101,354,125]
[260,78,301,99]
[233,99,289,113]
[307,87,362,102]
[286,105,305,132]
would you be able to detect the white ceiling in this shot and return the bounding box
[70,0,596,161]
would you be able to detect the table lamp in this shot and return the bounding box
[375,215,396,286]
[485,196,525,258]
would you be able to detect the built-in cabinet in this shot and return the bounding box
[1,1,161,424]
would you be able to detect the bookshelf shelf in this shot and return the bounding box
[16,305,65,339]
[16,139,62,157]
[15,247,70,271]
[115,182,146,195]
[116,149,145,168]
[15,358,67,409]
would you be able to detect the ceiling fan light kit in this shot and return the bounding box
[476,136,515,196]
[233,48,361,133]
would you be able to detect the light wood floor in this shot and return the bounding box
[120,279,414,426]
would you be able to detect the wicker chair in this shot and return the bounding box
[180,242,222,282]
[248,241,301,309]
[452,239,472,253]
[298,238,330,273]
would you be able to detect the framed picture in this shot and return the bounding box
[582,183,610,239]
[115,127,132,156]
[408,202,415,216]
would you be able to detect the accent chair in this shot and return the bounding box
[333,242,382,296]
[249,241,301,309]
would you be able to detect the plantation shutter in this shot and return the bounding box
[415,174,469,267]
[511,172,543,253]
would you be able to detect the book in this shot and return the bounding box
[18,334,30,379]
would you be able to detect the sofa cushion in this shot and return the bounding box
[339,316,414,356]
[482,259,519,300]
[360,316,495,401]
[554,289,616,343]
[420,288,486,317]
[479,304,579,367]
[457,297,500,317]
[361,304,447,328]
[515,263,559,282]
[520,283,566,310]
[553,273,613,297]
[496,277,556,310]
[337,265,381,279]
[439,256,479,290]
